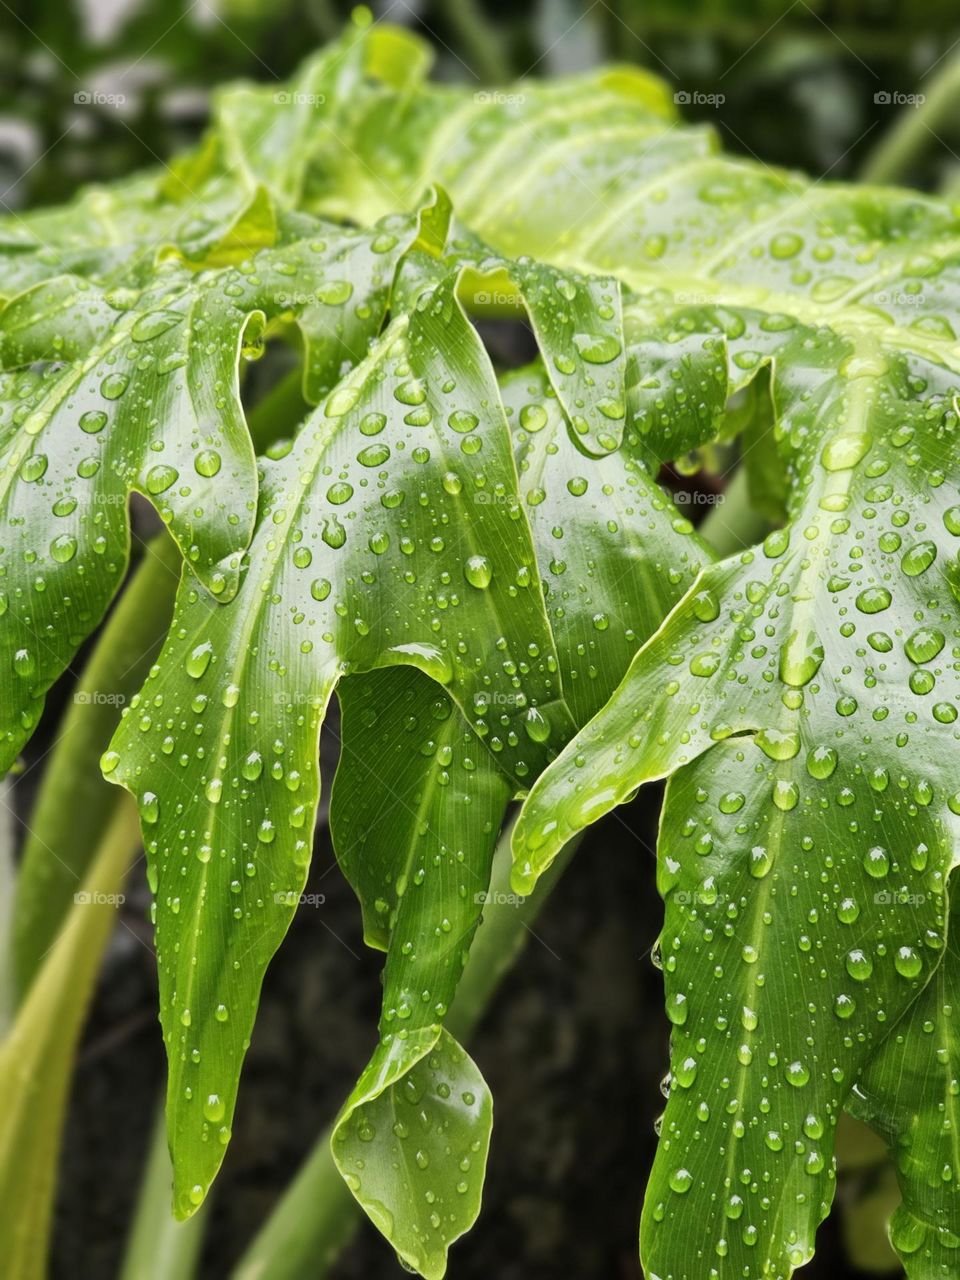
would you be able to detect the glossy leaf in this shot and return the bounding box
[326,360,706,1272]
[641,744,950,1276]
[848,898,960,1277]
[105,258,576,1217]
[4,22,958,1280]
[331,668,508,1278]
[0,211,418,772]
[513,313,960,1280]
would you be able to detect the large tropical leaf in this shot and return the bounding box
[325,360,706,1272]
[512,313,960,1275]
[103,219,605,1214]
[235,22,960,1280]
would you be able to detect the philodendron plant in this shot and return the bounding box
[2,14,959,1280]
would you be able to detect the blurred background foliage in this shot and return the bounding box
[2,0,960,212]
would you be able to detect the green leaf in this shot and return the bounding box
[325,358,706,1273]
[513,331,960,1275]
[501,362,707,726]
[0,177,276,296]
[105,263,572,1218]
[12,25,960,1278]
[214,24,430,208]
[0,212,418,772]
[848,893,960,1277]
[473,257,628,456]
[331,667,509,1279]
[334,1028,492,1280]
[640,743,949,1277]
[332,668,511,954]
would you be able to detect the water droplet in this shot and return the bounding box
[519,404,547,433]
[855,587,891,614]
[186,641,213,679]
[779,629,824,686]
[145,465,179,495]
[195,449,221,477]
[901,541,937,577]
[464,555,492,589]
[573,332,621,364]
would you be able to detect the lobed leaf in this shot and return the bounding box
[7,23,960,1278]
[331,667,508,1278]
[325,360,706,1271]
[0,211,417,771]
[105,261,580,1216]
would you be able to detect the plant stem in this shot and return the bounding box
[120,1107,210,1280]
[0,780,15,1035]
[699,466,768,558]
[0,799,141,1280]
[860,48,960,185]
[231,820,583,1280]
[12,534,182,999]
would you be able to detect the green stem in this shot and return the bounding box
[0,799,142,1280]
[229,1124,358,1280]
[860,48,960,186]
[433,0,510,84]
[12,533,182,999]
[699,467,767,558]
[120,1108,210,1280]
[0,781,15,1035]
[231,821,583,1280]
